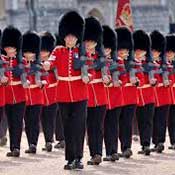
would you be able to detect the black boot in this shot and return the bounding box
[122,148,133,158]
[168,144,175,150]
[6,149,20,157]
[25,144,37,154]
[111,153,119,161]
[156,143,164,153]
[138,146,151,156]
[42,142,52,152]
[64,161,76,170]
[54,140,65,149]
[74,159,84,169]
[87,154,102,165]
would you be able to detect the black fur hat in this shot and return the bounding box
[115,27,133,50]
[84,17,103,43]
[40,31,56,52]
[102,25,117,52]
[133,30,151,51]
[166,34,175,52]
[59,11,84,44]
[22,31,41,54]
[150,30,165,52]
[1,26,22,52]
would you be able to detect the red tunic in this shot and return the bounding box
[25,65,45,106]
[167,61,175,105]
[43,70,58,106]
[120,59,138,106]
[87,53,108,107]
[105,58,124,110]
[154,60,171,107]
[49,46,88,103]
[3,55,27,105]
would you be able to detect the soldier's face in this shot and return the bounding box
[166,51,175,61]
[104,48,112,58]
[85,40,97,51]
[117,49,129,59]
[64,35,78,48]
[4,47,17,58]
[24,52,36,61]
[40,51,50,61]
[152,50,161,60]
[134,49,146,60]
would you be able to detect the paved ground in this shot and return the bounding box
[0,133,175,175]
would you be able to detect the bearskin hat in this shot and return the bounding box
[1,26,22,52]
[22,31,41,55]
[166,34,175,52]
[40,31,56,52]
[133,30,151,51]
[102,25,117,52]
[58,11,84,44]
[84,16,103,43]
[150,30,165,52]
[115,27,133,50]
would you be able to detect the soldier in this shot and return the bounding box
[23,31,45,154]
[39,31,58,152]
[54,34,65,149]
[2,26,26,157]
[0,29,5,124]
[165,34,175,150]
[102,25,123,162]
[133,30,155,156]
[84,17,110,166]
[150,31,171,153]
[115,27,136,158]
[43,11,88,170]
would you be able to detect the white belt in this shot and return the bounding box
[90,78,103,84]
[9,81,22,86]
[138,84,151,89]
[48,82,57,88]
[58,76,81,81]
[29,84,39,89]
[124,83,133,87]
[157,83,164,87]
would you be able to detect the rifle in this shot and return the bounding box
[125,50,141,86]
[108,51,125,86]
[142,51,158,86]
[28,61,48,88]
[160,55,171,87]
[94,42,111,85]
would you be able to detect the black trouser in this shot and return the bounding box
[119,104,136,152]
[41,103,57,143]
[59,100,87,162]
[24,105,42,147]
[168,105,175,145]
[136,103,154,148]
[55,106,65,142]
[5,102,25,151]
[0,108,8,138]
[152,105,169,145]
[87,105,106,157]
[104,107,122,156]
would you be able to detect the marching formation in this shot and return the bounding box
[0,10,175,171]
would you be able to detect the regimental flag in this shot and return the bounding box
[116,0,134,31]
